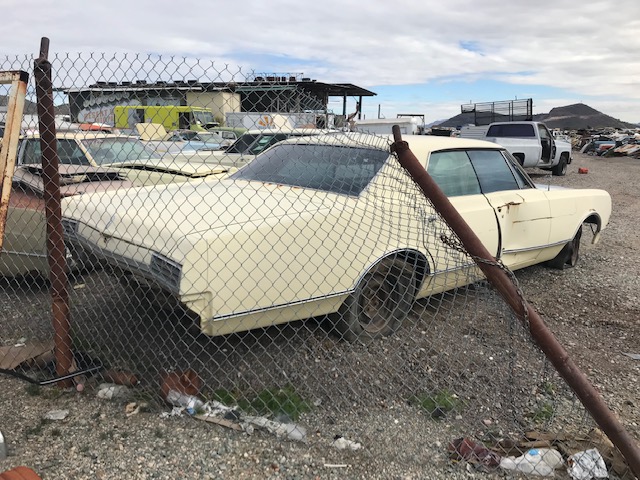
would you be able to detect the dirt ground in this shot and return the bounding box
[0,151,639,479]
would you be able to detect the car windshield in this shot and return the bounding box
[225,133,288,155]
[193,110,215,126]
[230,143,388,196]
[80,137,156,165]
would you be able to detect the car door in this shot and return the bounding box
[468,149,552,269]
[425,150,500,273]
[537,123,554,163]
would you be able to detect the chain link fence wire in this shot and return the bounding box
[0,52,634,478]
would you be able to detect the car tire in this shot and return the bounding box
[551,154,568,176]
[545,226,582,269]
[336,255,418,343]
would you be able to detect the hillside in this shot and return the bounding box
[437,103,637,130]
[0,96,69,116]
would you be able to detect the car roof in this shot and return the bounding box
[243,128,335,135]
[21,132,125,140]
[275,132,504,155]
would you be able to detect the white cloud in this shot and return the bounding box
[1,0,639,122]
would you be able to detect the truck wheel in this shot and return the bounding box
[336,256,418,343]
[551,154,568,176]
[545,226,582,269]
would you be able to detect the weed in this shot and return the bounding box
[25,418,50,437]
[50,428,62,438]
[208,389,238,406]
[410,389,460,419]
[532,402,555,423]
[248,385,311,421]
[540,381,555,396]
[25,384,41,396]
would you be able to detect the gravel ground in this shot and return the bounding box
[1,151,639,479]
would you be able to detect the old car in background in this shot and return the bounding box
[16,132,234,186]
[167,130,227,151]
[1,165,134,277]
[205,127,334,167]
[1,133,234,277]
[62,134,611,341]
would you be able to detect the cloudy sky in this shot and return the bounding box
[2,0,639,123]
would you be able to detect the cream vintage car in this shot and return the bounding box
[1,133,234,277]
[61,133,611,341]
[16,132,235,186]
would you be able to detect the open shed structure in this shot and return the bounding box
[62,74,376,128]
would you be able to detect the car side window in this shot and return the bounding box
[20,139,90,165]
[58,139,91,165]
[427,150,481,197]
[467,149,520,193]
[21,140,41,164]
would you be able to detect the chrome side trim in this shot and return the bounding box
[209,290,350,322]
[502,238,569,255]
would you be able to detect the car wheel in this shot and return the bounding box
[545,226,582,269]
[552,154,568,176]
[337,256,418,342]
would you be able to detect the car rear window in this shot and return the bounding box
[231,143,388,196]
[486,124,536,138]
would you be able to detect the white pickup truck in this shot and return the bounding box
[460,121,572,176]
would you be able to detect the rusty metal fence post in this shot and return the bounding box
[391,125,640,477]
[33,38,74,388]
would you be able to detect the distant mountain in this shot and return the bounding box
[539,104,636,129]
[0,96,69,116]
[436,103,637,130]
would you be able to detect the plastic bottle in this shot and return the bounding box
[165,389,205,411]
[499,448,564,476]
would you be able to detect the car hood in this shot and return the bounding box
[112,157,232,178]
[65,179,343,253]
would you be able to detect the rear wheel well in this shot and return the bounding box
[583,213,602,233]
[390,250,430,290]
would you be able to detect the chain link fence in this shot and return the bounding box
[0,52,635,478]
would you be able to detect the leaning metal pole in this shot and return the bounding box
[34,37,74,388]
[390,126,640,477]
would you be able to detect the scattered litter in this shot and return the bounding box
[43,409,69,421]
[448,437,501,470]
[96,383,131,400]
[243,416,307,442]
[567,448,608,479]
[0,430,7,460]
[500,448,564,476]
[159,407,185,418]
[194,414,243,431]
[622,353,640,360]
[160,369,202,399]
[125,402,146,417]
[72,283,85,290]
[163,396,307,442]
[0,341,54,370]
[165,390,204,412]
[578,168,589,174]
[332,435,362,451]
[324,464,349,468]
